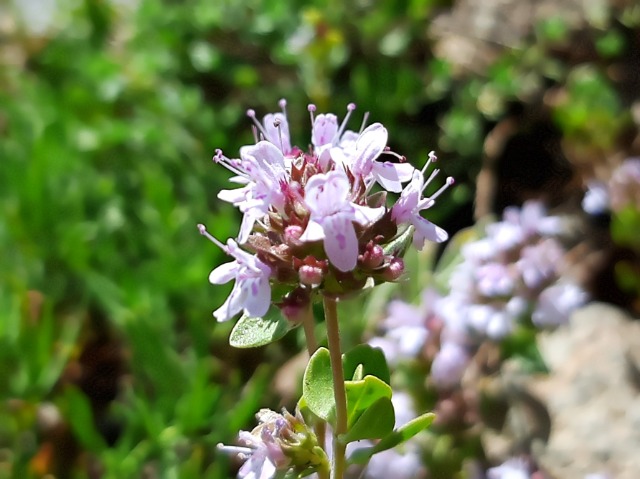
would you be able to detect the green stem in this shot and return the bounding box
[324,296,347,479]
[301,303,318,355]
[301,303,328,479]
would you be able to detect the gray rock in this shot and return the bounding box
[529,303,640,479]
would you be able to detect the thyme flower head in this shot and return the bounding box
[200,100,453,321]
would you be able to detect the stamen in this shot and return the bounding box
[421,151,438,176]
[216,443,253,456]
[273,118,285,153]
[359,111,370,134]
[307,104,316,128]
[279,98,287,114]
[246,108,270,142]
[197,224,228,252]
[429,177,455,201]
[213,149,245,177]
[421,168,440,193]
[383,149,404,161]
[333,102,356,145]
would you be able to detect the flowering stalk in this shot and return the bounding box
[324,296,347,479]
[201,100,453,479]
[299,301,327,477]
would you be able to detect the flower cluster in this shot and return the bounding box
[200,100,452,322]
[218,408,328,479]
[370,201,588,389]
[582,157,640,215]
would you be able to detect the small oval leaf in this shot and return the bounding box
[229,308,293,348]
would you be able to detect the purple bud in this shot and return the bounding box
[278,288,312,323]
[299,265,323,286]
[284,225,304,245]
[362,244,384,269]
[382,257,405,281]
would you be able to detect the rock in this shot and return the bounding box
[528,303,640,479]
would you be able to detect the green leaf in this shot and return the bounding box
[349,412,436,465]
[302,348,336,426]
[340,397,394,443]
[342,344,390,385]
[345,376,392,429]
[229,307,293,348]
[62,386,107,453]
[382,225,414,257]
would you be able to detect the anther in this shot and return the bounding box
[333,102,357,145]
[307,104,316,128]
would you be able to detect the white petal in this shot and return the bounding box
[240,141,285,170]
[263,113,291,154]
[372,162,415,192]
[242,277,271,318]
[237,212,258,244]
[304,170,349,215]
[218,187,249,205]
[299,219,325,242]
[208,261,238,285]
[312,113,338,147]
[412,216,448,249]
[213,283,244,322]
[323,215,358,272]
[353,123,388,176]
[352,203,385,225]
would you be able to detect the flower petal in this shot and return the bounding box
[312,113,338,147]
[323,215,358,272]
[299,219,325,242]
[352,203,385,225]
[263,113,291,154]
[209,261,238,285]
[304,170,350,215]
[240,141,285,171]
[352,123,388,176]
[412,216,448,249]
[242,277,271,318]
[213,282,244,322]
[371,162,415,192]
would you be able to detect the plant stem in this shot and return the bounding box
[301,303,318,355]
[301,303,328,479]
[324,296,347,479]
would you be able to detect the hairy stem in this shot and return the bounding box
[301,304,327,479]
[324,296,347,479]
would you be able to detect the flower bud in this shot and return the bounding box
[382,257,405,281]
[284,225,304,246]
[299,265,324,286]
[278,288,312,324]
[361,243,385,269]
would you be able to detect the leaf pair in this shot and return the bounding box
[301,344,434,461]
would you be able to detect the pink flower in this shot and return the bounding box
[247,99,292,154]
[216,141,288,243]
[532,282,587,327]
[350,123,415,193]
[206,236,272,322]
[391,155,452,249]
[300,169,384,272]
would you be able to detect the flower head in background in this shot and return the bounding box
[200,100,453,320]
[486,458,531,479]
[368,201,588,391]
[218,408,328,479]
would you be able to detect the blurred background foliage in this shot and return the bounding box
[0,0,639,477]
